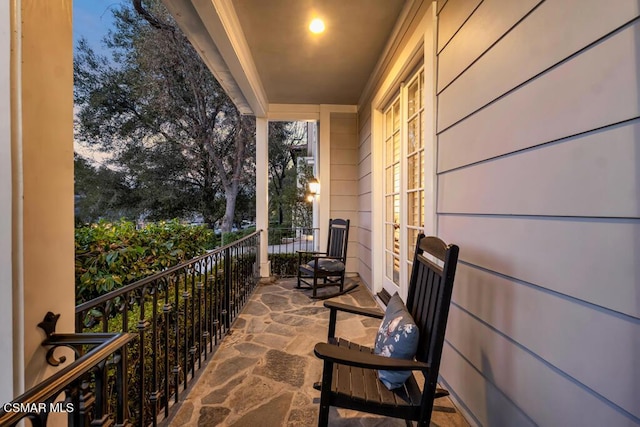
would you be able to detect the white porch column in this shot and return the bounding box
[318,106,331,250]
[0,0,14,403]
[3,0,75,396]
[255,117,270,277]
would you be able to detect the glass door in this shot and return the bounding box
[382,67,424,298]
[383,98,401,295]
[406,70,425,269]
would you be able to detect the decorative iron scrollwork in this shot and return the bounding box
[38,312,68,366]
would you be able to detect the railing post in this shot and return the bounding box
[91,360,109,426]
[137,315,149,426]
[115,346,129,427]
[224,246,231,329]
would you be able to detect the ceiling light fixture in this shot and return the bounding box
[309,18,325,34]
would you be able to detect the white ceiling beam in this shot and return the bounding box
[193,0,269,117]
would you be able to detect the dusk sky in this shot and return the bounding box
[73,1,128,163]
[73,0,127,52]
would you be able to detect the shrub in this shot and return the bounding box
[269,252,313,277]
[219,226,256,246]
[75,219,213,304]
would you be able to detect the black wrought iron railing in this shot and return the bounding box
[0,333,137,427]
[72,230,261,426]
[268,227,319,277]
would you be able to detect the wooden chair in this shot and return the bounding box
[297,218,355,299]
[313,234,459,426]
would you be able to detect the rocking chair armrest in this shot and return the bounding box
[296,250,325,255]
[297,250,325,264]
[314,342,430,372]
[323,301,384,319]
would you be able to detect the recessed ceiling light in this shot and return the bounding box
[309,18,325,34]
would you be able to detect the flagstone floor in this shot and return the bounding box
[167,277,470,427]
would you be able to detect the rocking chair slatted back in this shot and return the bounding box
[406,236,459,409]
[326,218,349,261]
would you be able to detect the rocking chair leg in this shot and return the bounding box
[313,276,318,298]
[318,361,333,427]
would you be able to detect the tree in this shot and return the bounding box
[267,122,312,227]
[74,153,141,223]
[74,0,255,231]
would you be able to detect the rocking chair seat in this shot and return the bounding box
[314,338,426,419]
[300,258,345,273]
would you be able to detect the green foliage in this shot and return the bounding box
[75,219,212,303]
[267,122,312,227]
[220,226,256,246]
[269,252,312,277]
[74,153,143,223]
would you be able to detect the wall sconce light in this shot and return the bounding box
[308,177,320,196]
[306,193,315,203]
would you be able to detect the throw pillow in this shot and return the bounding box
[374,293,419,389]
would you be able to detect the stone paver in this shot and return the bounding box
[167,277,470,427]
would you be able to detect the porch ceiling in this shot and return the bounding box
[165,0,407,115]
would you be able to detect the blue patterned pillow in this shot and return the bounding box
[374,293,419,389]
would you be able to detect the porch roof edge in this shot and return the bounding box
[163,0,269,117]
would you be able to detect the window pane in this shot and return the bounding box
[419,111,424,150]
[393,132,400,163]
[408,117,418,153]
[385,224,394,252]
[408,153,418,190]
[407,228,420,261]
[407,191,420,226]
[408,79,419,116]
[419,71,424,109]
[386,252,400,285]
[385,137,393,166]
[393,194,400,224]
[393,163,400,193]
[386,196,393,220]
[393,101,400,131]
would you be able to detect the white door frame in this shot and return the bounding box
[370,7,437,301]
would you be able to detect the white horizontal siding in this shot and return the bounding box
[453,263,640,419]
[330,164,358,181]
[330,180,358,196]
[438,214,640,318]
[438,119,640,217]
[437,0,542,93]
[433,0,640,424]
[438,0,640,130]
[444,306,639,426]
[358,103,373,287]
[437,0,481,53]
[330,113,358,274]
[438,19,640,172]
[330,147,358,165]
[440,341,535,427]
[330,195,358,212]
[358,173,371,196]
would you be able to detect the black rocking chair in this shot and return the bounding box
[297,218,356,299]
[313,234,459,426]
